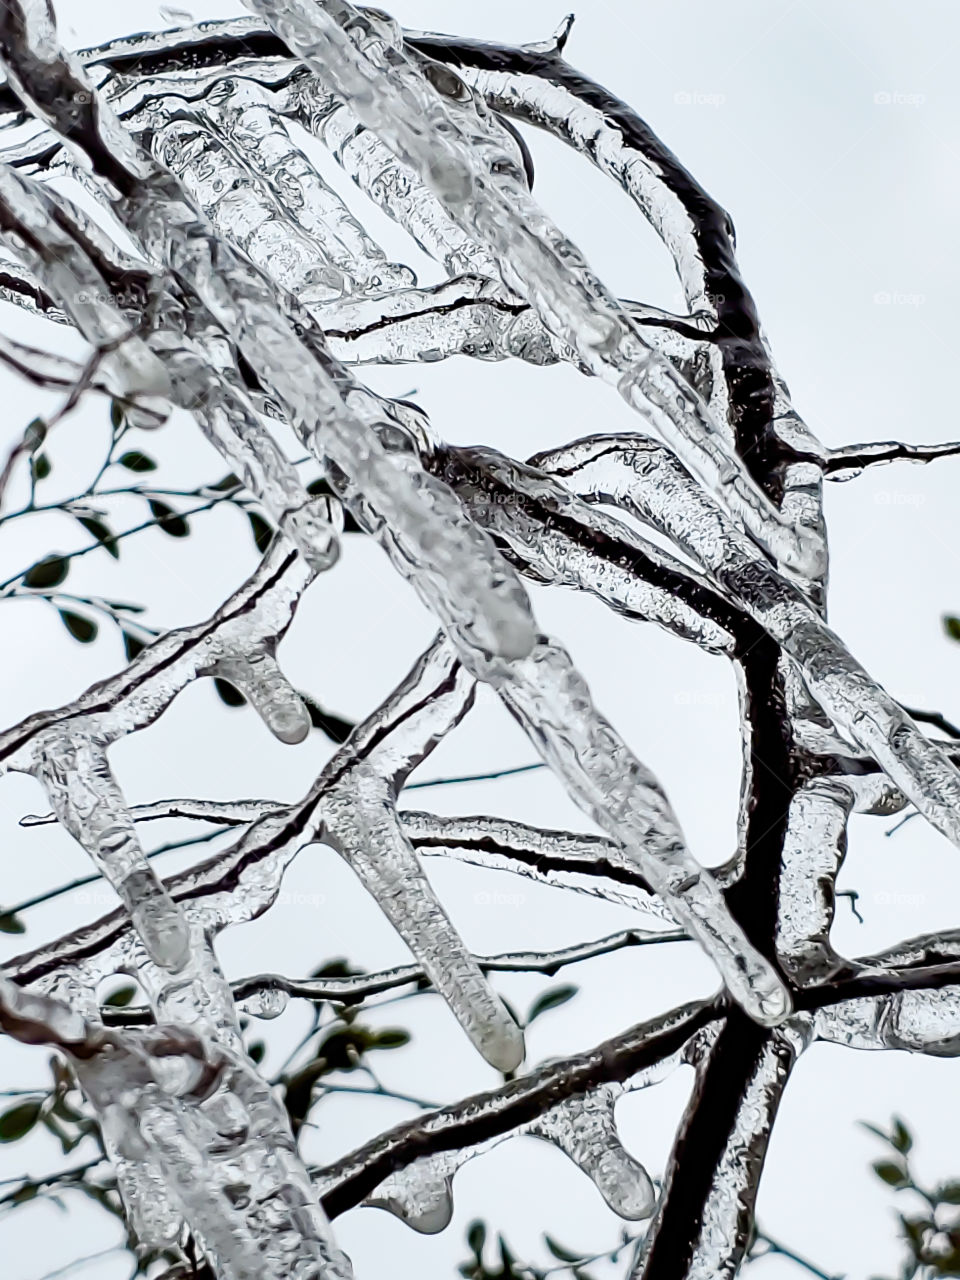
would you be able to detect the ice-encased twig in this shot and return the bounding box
[247,0,820,578]
[105,928,688,1027]
[538,433,960,850]
[0,976,352,1280]
[0,539,311,773]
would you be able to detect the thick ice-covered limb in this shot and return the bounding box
[539,433,960,850]
[0,977,352,1280]
[636,1017,800,1280]
[814,984,960,1056]
[249,0,819,577]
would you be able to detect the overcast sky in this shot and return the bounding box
[2,3,960,1279]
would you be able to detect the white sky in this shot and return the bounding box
[2,2,960,1278]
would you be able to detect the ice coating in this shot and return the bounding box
[244,0,820,577]
[0,6,959,1278]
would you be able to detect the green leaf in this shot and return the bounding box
[110,400,125,431]
[301,694,355,744]
[307,477,361,532]
[310,958,361,980]
[938,1181,960,1204]
[59,610,98,644]
[118,450,156,473]
[526,984,578,1024]
[466,1221,486,1258]
[371,1029,410,1050]
[874,1160,909,1188]
[944,616,960,642]
[0,911,25,934]
[214,678,246,708]
[248,511,274,555]
[209,473,240,492]
[24,554,68,589]
[248,1042,266,1065]
[891,1116,913,1155]
[544,1236,583,1263]
[122,631,147,663]
[0,1100,42,1142]
[148,499,189,538]
[32,453,51,481]
[104,985,137,1008]
[76,516,119,559]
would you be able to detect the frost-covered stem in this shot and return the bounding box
[245,0,820,577]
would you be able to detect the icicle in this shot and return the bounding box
[210,647,311,745]
[775,780,853,983]
[34,736,192,975]
[201,76,416,295]
[484,636,791,1026]
[531,1086,655,1219]
[363,1156,456,1233]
